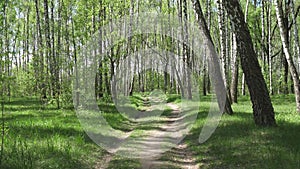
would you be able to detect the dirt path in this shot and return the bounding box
[94,100,199,169]
[139,103,199,169]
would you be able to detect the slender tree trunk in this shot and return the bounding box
[126,0,134,96]
[206,0,212,95]
[183,0,193,100]
[50,0,60,108]
[268,0,273,95]
[218,0,232,103]
[275,0,300,113]
[261,0,266,70]
[283,0,290,94]
[35,0,47,101]
[44,0,52,99]
[56,0,62,108]
[224,0,276,126]
[230,32,238,103]
[291,0,300,72]
[191,0,233,115]
[97,0,104,98]
[71,16,79,107]
[25,7,30,72]
[203,24,208,96]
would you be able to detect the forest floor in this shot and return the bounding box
[1,94,300,169]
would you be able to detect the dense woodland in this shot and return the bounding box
[1,0,300,121]
[1,0,300,168]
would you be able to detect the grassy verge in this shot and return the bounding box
[187,94,300,169]
[0,97,104,169]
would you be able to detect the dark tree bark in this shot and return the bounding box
[223,0,276,126]
[97,0,104,99]
[205,0,212,95]
[241,0,250,96]
[267,0,273,95]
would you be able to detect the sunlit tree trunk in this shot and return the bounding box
[217,0,231,103]
[230,32,238,103]
[275,0,300,113]
[291,0,300,72]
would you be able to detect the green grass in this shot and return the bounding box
[0,97,104,169]
[187,94,300,169]
[1,94,300,168]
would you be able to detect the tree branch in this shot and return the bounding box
[288,5,300,30]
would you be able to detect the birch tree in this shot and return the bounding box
[275,0,300,113]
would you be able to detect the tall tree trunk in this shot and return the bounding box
[268,0,273,95]
[201,0,211,96]
[217,0,231,103]
[97,0,104,98]
[241,0,250,96]
[50,0,59,108]
[217,0,229,91]
[126,0,134,96]
[275,0,300,113]
[178,0,187,97]
[183,0,193,100]
[291,0,300,72]
[202,0,212,96]
[224,0,276,126]
[25,7,30,72]
[35,0,47,101]
[71,16,79,107]
[230,32,238,103]
[282,0,290,94]
[261,0,266,70]
[44,0,52,98]
[56,0,62,108]
[191,0,233,115]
